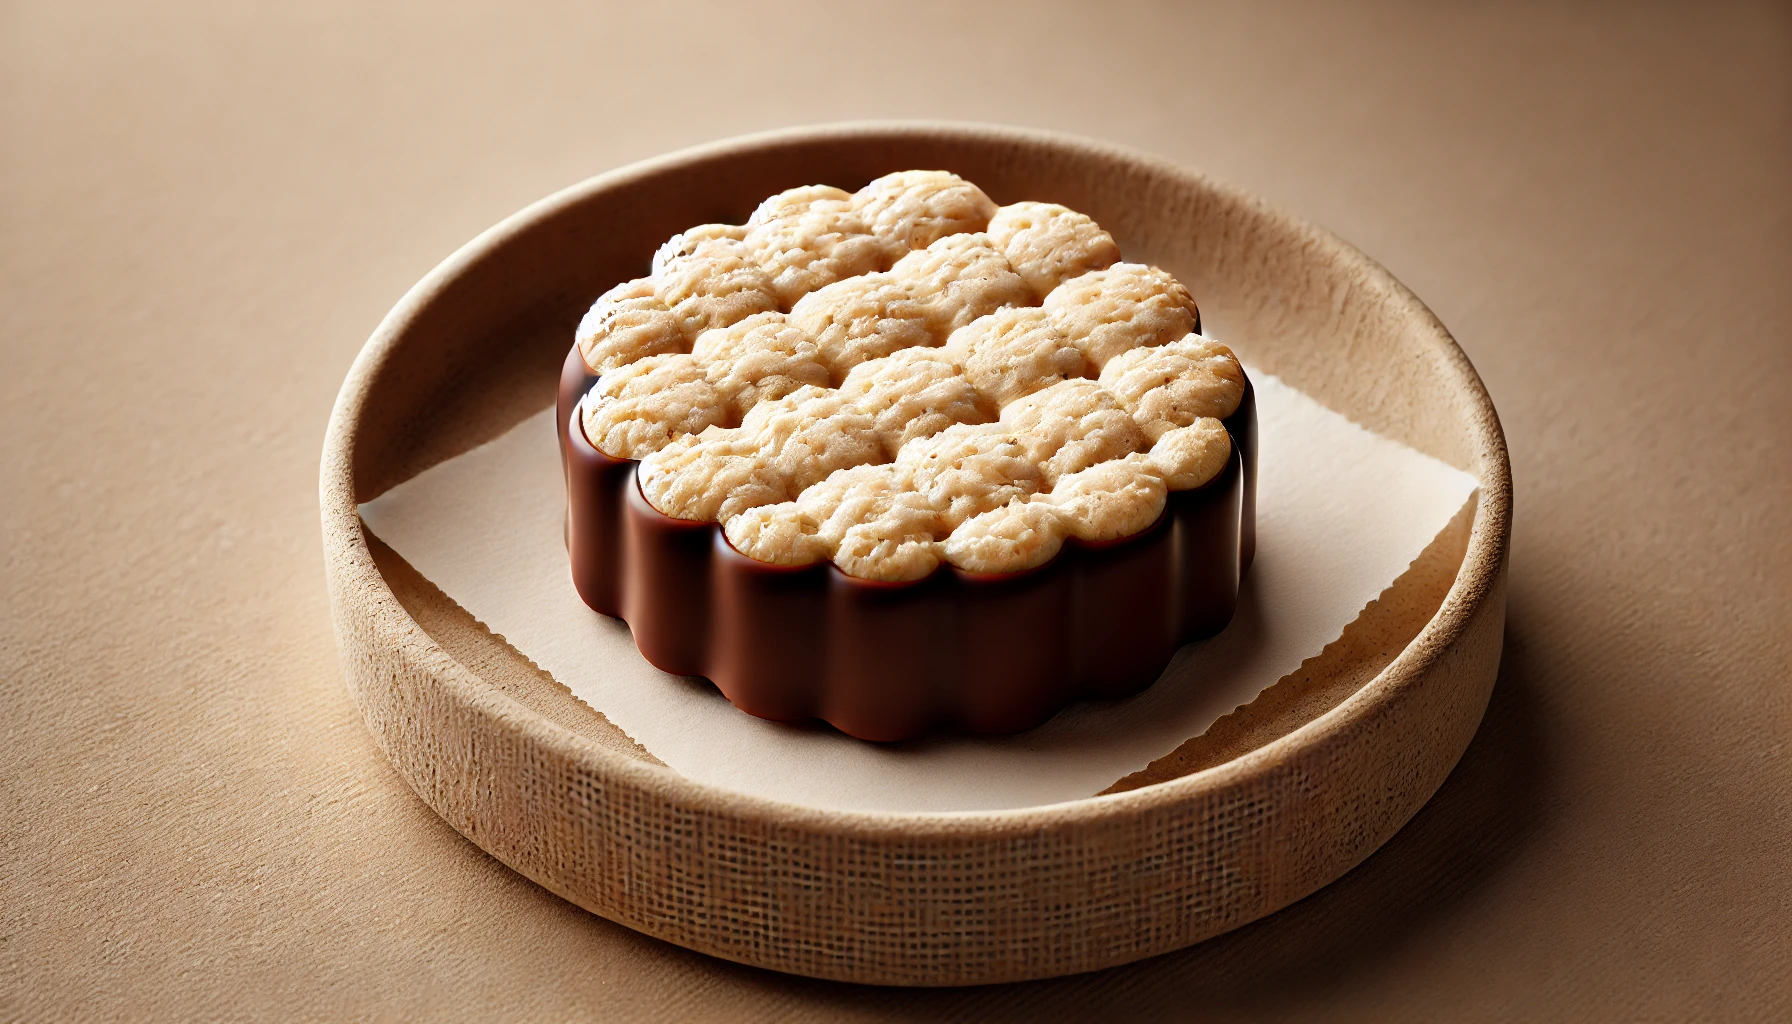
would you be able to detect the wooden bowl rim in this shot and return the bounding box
[321,119,1512,839]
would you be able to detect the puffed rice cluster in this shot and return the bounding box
[575,171,1245,580]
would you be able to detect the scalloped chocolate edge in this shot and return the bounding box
[558,344,1257,741]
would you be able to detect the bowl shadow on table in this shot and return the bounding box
[806,620,1553,1017]
[477,622,1550,1019]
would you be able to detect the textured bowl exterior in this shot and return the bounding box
[557,345,1259,741]
[321,123,1510,985]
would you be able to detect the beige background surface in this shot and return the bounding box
[3,2,1788,1020]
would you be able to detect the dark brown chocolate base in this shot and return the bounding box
[558,344,1256,742]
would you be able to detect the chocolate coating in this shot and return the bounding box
[558,343,1255,741]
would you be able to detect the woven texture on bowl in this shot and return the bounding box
[321,122,1511,986]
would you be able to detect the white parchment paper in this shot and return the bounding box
[360,367,1476,813]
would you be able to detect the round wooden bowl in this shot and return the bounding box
[321,122,1511,986]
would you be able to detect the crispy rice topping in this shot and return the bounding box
[574,171,1243,579]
